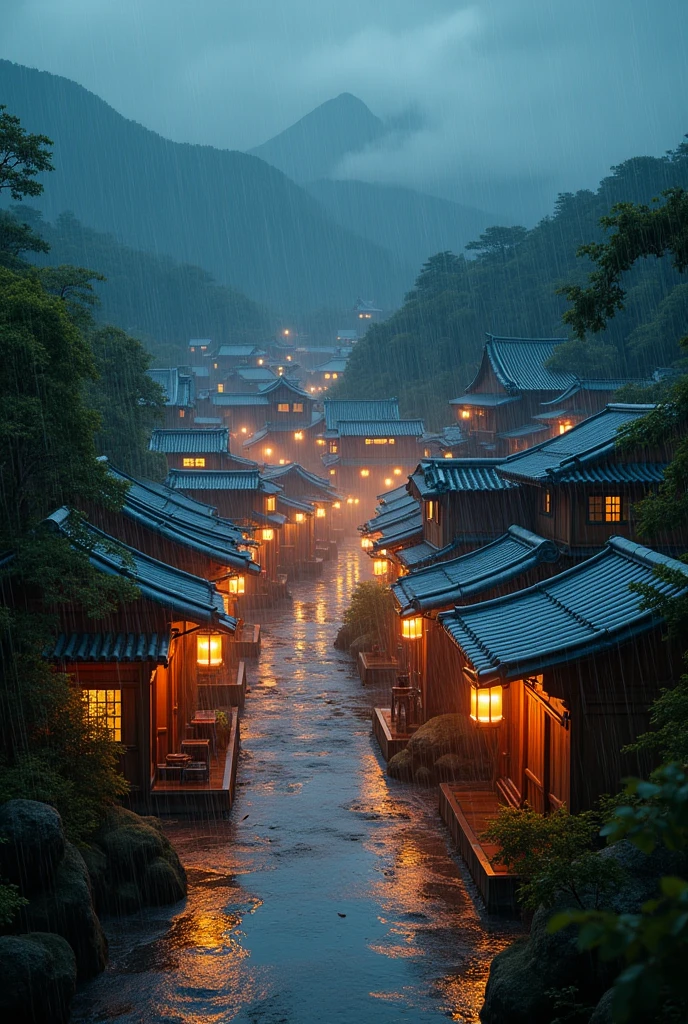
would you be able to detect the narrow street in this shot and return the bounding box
[72,541,517,1024]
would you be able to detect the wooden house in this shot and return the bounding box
[39,508,240,813]
[532,377,655,439]
[211,345,267,372]
[262,463,341,555]
[306,357,349,395]
[187,339,212,367]
[419,426,467,459]
[433,538,688,910]
[147,368,196,427]
[149,427,230,471]
[354,298,383,335]
[211,393,272,436]
[497,403,684,556]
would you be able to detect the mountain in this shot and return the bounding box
[249,93,386,183]
[0,62,410,311]
[305,179,494,272]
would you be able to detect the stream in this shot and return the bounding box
[72,540,519,1024]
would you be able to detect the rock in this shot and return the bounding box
[95,805,166,879]
[387,748,414,781]
[589,988,615,1024]
[20,842,107,979]
[0,932,76,1024]
[0,800,65,895]
[143,856,186,906]
[414,766,433,786]
[79,842,108,910]
[407,714,489,774]
[111,881,143,915]
[434,753,474,782]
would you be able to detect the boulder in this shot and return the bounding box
[387,748,414,781]
[96,806,166,878]
[111,881,143,915]
[414,766,433,786]
[20,842,107,979]
[589,988,614,1024]
[143,856,186,906]
[434,753,475,782]
[407,714,484,768]
[0,800,65,895]
[0,932,76,1024]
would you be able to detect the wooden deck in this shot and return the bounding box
[150,708,240,816]
[198,660,247,709]
[358,651,397,686]
[233,624,261,658]
[372,707,418,761]
[439,784,518,915]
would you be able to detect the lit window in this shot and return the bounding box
[444,452,453,458]
[329,443,338,454]
[241,427,248,434]
[258,358,264,365]
[262,528,274,541]
[325,373,331,380]
[361,537,373,550]
[197,632,223,667]
[316,438,325,446]
[213,362,218,369]
[588,495,626,523]
[294,431,303,440]
[295,512,305,523]
[389,438,395,444]
[559,420,573,434]
[279,458,286,465]
[293,403,303,413]
[266,496,276,512]
[360,469,370,477]
[330,469,336,476]
[286,355,292,361]
[384,477,392,486]
[228,575,246,595]
[179,409,185,418]
[332,373,338,380]
[460,409,471,420]
[264,447,273,457]
[277,404,289,413]
[200,345,207,351]
[83,689,121,741]
[217,384,224,393]
[424,448,431,457]
[333,500,341,508]
[316,507,326,518]
[373,559,388,576]
[182,457,206,467]
[541,489,552,515]
[190,347,195,353]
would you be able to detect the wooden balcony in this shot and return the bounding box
[151,708,240,815]
[439,783,518,915]
[372,707,418,761]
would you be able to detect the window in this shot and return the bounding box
[266,496,276,512]
[325,373,331,380]
[424,448,431,457]
[179,409,185,418]
[277,403,289,413]
[588,494,627,523]
[426,500,440,525]
[294,431,303,440]
[217,383,224,393]
[182,457,206,467]
[83,689,121,741]
[332,373,338,380]
[329,443,338,454]
[213,362,218,369]
[459,409,471,420]
[540,488,552,516]
[292,403,303,413]
[389,438,395,444]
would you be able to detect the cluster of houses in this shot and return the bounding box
[358,337,687,912]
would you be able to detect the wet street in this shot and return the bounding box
[72,540,518,1024]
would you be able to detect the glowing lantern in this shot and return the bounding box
[401,616,423,640]
[333,501,341,509]
[460,409,471,420]
[354,498,360,505]
[360,469,370,477]
[241,427,248,434]
[373,559,388,576]
[262,528,274,541]
[347,497,354,505]
[264,447,273,457]
[258,358,264,365]
[361,537,373,550]
[393,468,402,476]
[316,438,325,446]
[295,512,305,523]
[228,576,245,595]
[316,508,326,518]
[384,478,393,487]
[294,431,303,440]
[197,632,223,667]
[470,685,503,725]
[266,496,276,512]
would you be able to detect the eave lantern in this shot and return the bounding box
[401,616,423,640]
[361,537,373,550]
[373,558,388,577]
[470,684,503,725]
[262,528,274,542]
[295,512,305,523]
[228,575,246,595]
[316,507,326,518]
[197,631,223,668]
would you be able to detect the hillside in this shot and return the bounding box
[0,62,410,311]
[335,142,688,427]
[249,93,386,183]
[306,179,493,273]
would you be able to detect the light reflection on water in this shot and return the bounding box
[72,541,519,1024]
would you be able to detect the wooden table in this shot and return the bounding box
[191,712,217,755]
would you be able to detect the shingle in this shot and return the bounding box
[466,335,575,394]
[149,428,229,454]
[48,632,171,663]
[336,419,425,437]
[166,469,263,491]
[413,459,518,497]
[324,399,400,430]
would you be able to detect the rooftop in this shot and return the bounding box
[438,537,688,683]
[48,632,171,664]
[465,334,575,396]
[149,428,229,454]
[147,367,195,407]
[212,393,269,407]
[324,399,400,431]
[166,469,269,492]
[392,526,559,615]
[217,345,266,357]
[336,419,425,438]
[411,459,518,498]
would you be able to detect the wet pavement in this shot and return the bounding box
[72,540,519,1024]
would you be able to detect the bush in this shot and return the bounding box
[341,580,396,651]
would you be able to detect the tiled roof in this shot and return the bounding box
[470,334,575,394]
[558,463,667,485]
[193,417,224,426]
[190,365,210,377]
[166,469,264,492]
[277,494,314,516]
[450,393,521,408]
[262,463,339,497]
[212,393,269,406]
[217,345,266,357]
[543,378,654,405]
[189,338,212,347]
[363,494,419,534]
[258,377,311,399]
[371,511,423,550]
[310,358,349,373]
[149,428,229,454]
[147,368,195,407]
[498,423,550,439]
[45,508,236,630]
[392,526,559,615]
[48,632,171,664]
[438,537,688,683]
[377,483,410,504]
[324,399,400,430]
[236,367,277,381]
[498,404,657,483]
[395,541,439,570]
[336,419,425,437]
[411,459,518,498]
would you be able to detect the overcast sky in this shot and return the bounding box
[3,0,687,220]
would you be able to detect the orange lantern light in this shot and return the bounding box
[228,576,245,595]
[196,632,223,667]
[316,507,326,518]
[373,558,388,576]
[295,512,305,523]
[401,616,423,640]
[470,684,503,725]
[262,528,274,541]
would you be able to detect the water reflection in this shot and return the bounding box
[72,540,519,1024]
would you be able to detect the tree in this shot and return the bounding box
[0,105,53,200]
[465,225,528,262]
[0,209,49,270]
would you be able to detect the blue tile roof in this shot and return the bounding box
[450,393,521,408]
[466,334,575,395]
[166,469,264,492]
[45,508,236,630]
[324,399,400,430]
[542,377,654,405]
[217,345,266,357]
[258,377,311,399]
[149,428,229,454]
[411,459,518,498]
[392,526,559,615]
[212,393,269,406]
[498,404,657,483]
[363,494,419,534]
[371,511,423,550]
[337,419,424,437]
[236,367,277,381]
[395,541,439,569]
[262,463,339,498]
[499,423,550,439]
[377,483,410,504]
[48,632,171,664]
[438,537,688,683]
[147,368,195,407]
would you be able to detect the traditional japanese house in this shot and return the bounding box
[187,339,212,367]
[360,490,423,578]
[407,458,530,555]
[306,357,349,395]
[419,426,467,459]
[496,403,683,555]
[232,367,278,390]
[212,393,271,436]
[533,377,655,438]
[211,345,267,372]
[354,298,383,334]
[450,335,574,455]
[147,367,196,427]
[262,463,341,555]
[434,537,688,910]
[38,508,240,812]
[242,412,325,472]
[150,427,230,471]
[275,494,318,576]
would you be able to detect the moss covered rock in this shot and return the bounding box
[0,932,76,1024]
[0,800,65,895]
[20,842,107,979]
[387,714,490,784]
[434,753,475,782]
[387,747,413,781]
[143,856,186,906]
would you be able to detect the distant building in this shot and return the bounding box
[187,339,212,367]
[147,367,195,427]
[353,299,383,336]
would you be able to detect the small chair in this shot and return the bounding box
[180,739,210,782]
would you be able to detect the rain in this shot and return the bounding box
[0,4,687,1024]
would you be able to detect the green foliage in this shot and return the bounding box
[465,225,528,262]
[0,104,53,200]
[482,804,625,910]
[549,765,688,1023]
[626,669,688,766]
[0,209,50,270]
[342,580,396,648]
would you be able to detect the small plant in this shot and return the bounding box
[214,710,230,747]
[341,580,396,649]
